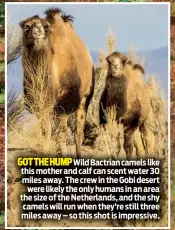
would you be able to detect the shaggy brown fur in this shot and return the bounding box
[100,51,155,159]
[19,8,94,158]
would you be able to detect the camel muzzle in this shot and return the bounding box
[32,23,45,39]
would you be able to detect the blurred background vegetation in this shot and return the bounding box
[0,2,4,104]
[0,2,4,27]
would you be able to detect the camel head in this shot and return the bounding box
[106,52,132,77]
[19,15,50,51]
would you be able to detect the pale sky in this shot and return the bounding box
[7,3,169,52]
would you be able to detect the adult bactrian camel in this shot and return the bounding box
[19,8,95,158]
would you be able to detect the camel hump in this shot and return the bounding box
[133,64,145,74]
[62,13,74,24]
[45,7,62,23]
[45,7,74,26]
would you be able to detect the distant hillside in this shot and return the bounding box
[141,47,168,93]
[90,46,168,93]
[7,47,168,95]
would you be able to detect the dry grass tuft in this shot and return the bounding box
[22,54,54,117]
[8,55,60,154]
[7,89,24,132]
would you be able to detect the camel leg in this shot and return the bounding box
[56,115,68,156]
[140,122,155,157]
[75,97,86,158]
[123,126,135,160]
[134,128,145,159]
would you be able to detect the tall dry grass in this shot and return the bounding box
[8,54,59,154]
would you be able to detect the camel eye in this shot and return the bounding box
[44,24,49,31]
[24,25,30,32]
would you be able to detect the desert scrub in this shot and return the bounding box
[171,3,175,16]
[7,13,22,64]
[0,87,4,104]
[7,90,24,130]
[0,61,4,72]
[0,211,5,225]
[0,2,4,27]
[172,184,175,196]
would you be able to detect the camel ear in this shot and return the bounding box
[19,20,25,29]
[106,54,113,64]
[106,56,110,63]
